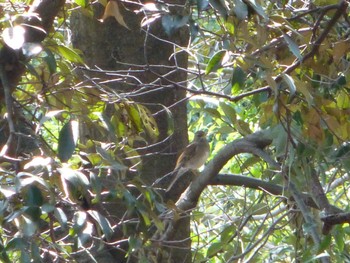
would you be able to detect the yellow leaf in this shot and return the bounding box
[336,90,350,109]
[100,0,129,30]
[333,40,350,63]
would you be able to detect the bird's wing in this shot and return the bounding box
[175,142,198,169]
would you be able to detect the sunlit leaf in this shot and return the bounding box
[72,211,87,234]
[54,207,68,230]
[74,0,88,8]
[205,50,228,74]
[207,242,223,257]
[57,45,84,64]
[220,224,236,243]
[100,0,130,29]
[2,25,25,49]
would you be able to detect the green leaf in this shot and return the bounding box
[56,45,84,64]
[54,207,68,230]
[190,21,199,42]
[204,107,221,118]
[95,112,117,141]
[127,104,142,132]
[31,242,41,263]
[74,0,88,8]
[206,50,228,74]
[209,0,228,19]
[16,172,50,191]
[89,172,102,202]
[231,66,246,89]
[24,206,42,222]
[43,48,57,74]
[87,210,113,241]
[197,0,209,12]
[96,146,128,171]
[232,0,248,20]
[282,73,296,99]
[246,0,268,20]
[6,237,26,251]
[283,33,302,61]
[334,225,345,251]
[25,185,44,207]
[58,167,90,188]
[220,224,236,243]
[207,242,223,257]
[72,211,87,234]
[220,102,237,124]
[58,167,90,203]
[141,108,159,139]
[57,120,79,162]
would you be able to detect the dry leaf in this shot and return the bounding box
[99,0,129,30]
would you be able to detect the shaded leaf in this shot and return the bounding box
[43,48,57,74]
[282,73,297,99]
[96,146,128,171]
[220,102,237,124]
[246,0,268,20]
[233,0,248,20]
[24,185,44,207]
[161,14,189,36]
[54,207,68,230]
[57,120,79,162]
[190,21,199,42]
[209,0,228,19]
[283,33,302,61]
[24,206,42,222]
[6,237,26,251]
[87,210,113,241]
[231,66,246,89]
[197,0,209,11]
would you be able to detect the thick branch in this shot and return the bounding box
[156,132,274,241]
[210,174,342,212]
[176,132,274,210]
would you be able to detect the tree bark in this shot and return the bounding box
[70,2,190,262]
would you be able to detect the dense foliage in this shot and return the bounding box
[0,0,350,262]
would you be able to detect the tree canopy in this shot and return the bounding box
[0,0,350,262]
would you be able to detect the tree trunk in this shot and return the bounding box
[70,2,191,262]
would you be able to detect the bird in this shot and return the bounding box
[166,130,210,192]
